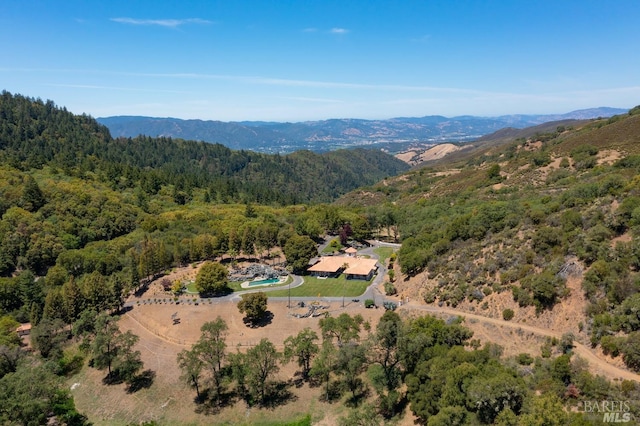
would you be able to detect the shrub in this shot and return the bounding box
[423,291,437,304]
[383,301,397,311]
[469,289,484,302]
[600,335,623,357]
[512,286,533,307]
[384,281,397,296]
[503,308,515,321]
[364,299,375,308]
[516,353,534,365]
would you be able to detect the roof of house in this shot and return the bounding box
[16,323,32,333]
[308,256,351,273]
[308,256,378,275]
[345,247,358,254]
[345,258,378,275]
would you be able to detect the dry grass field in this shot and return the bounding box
[70,292,385,425]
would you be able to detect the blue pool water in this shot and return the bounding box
[248,277,280,287]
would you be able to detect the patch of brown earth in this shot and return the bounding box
[597,149,622,165]
[395,143,461,166]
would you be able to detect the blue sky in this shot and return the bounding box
[1,0,639,121]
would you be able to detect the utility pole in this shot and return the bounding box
[342,262,349,308]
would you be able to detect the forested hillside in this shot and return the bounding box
[0,92,409,205]
[0,91,407,310]
[0,92,407,423]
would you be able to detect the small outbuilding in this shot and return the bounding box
[344,247,358,257]
[16,323,32,337]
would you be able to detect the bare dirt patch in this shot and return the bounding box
[395,143,461,166]
[597,149,622,165]
[418,143,460,162]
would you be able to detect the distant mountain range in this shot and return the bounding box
[98,107,628,153]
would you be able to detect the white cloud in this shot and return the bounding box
[329,28,349,34]
[110,18,212,28]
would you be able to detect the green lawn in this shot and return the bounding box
[267,274,371,298]
[322,238,343,254]
[373,246,395,266]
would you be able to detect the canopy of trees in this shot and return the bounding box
[195,261,229,295]
[237,292,269,326]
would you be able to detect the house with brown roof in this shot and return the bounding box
[344,258,378,280]
[308,256,350,278]
[307,256,378,280]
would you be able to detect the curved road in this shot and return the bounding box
[401,302,640,383]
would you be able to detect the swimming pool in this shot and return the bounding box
[247,277,281,287]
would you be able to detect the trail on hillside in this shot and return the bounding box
[400,302,640,383]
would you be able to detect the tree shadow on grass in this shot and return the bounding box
[312,380,343,403]
[194,389,236,415]
[199,286,233,298]
[102,371,124,386]
[119,305,133,315]
[126,369,155,393]
[290,373,305,389]
[344,382,369,408]
[242,311,274,328]
[259,380,297,409]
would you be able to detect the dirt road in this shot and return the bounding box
[400,302,640,383]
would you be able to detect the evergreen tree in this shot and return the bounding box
[21,175,46,212]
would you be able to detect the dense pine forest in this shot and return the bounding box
[3,91,640,425]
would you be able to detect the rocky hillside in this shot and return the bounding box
[341,107,640,371]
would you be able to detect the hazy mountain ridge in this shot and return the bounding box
[98,107,627,153]
[0,91,409,205]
